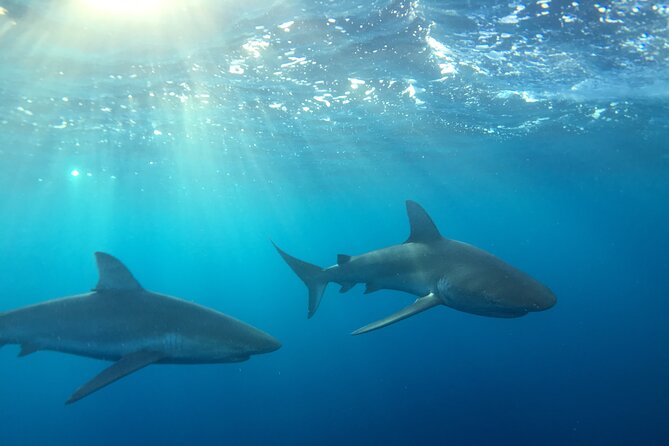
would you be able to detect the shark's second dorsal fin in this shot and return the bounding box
[93,252,143,292]
[404,200,442,243]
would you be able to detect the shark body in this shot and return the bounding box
[0,252,281,404]
[275,200,556,334]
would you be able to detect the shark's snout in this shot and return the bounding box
[266,336,282,353]
[255,333,282,354]
[529,286,557,311]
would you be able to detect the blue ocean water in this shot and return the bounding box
[0,0,668,444]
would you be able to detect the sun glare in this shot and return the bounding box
[82,0,163,16]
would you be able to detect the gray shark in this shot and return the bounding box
[274,200,556,335]
[0,252,281,404]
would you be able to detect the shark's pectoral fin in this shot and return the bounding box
[352,293,442,335]
[66,350,166,405]
[18,343,39,357]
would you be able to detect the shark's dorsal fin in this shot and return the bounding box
[337,254,351,265]
[404,200,442,243]
[93,252,143,292]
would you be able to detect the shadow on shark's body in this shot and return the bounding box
[274,200,556,335]
[0,252,281,404]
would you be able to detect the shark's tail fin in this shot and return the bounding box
[273,243,328,318]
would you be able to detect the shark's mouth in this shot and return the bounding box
[443,290,531,318]
[462,306,529,318]
[489,308,529,318]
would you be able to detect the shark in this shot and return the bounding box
[274,200,556,335]
[0,252,281,404]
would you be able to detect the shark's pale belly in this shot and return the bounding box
[436,277,529,318]
[0,298,250,363]
[32,333,188,361]
[7,327,246,363]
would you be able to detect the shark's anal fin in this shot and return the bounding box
[364,283,382,294]
[18,343,39,357]
[66,350,166,405]
[339,283,355,293]
[93,252,143,292]
[404,201,442,244]
[352,293,442,335]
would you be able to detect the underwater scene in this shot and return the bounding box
[0,0,668,445]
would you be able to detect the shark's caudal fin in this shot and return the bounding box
[273,243,327,318]
[93,252,143,292]
[351,293,442,335]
